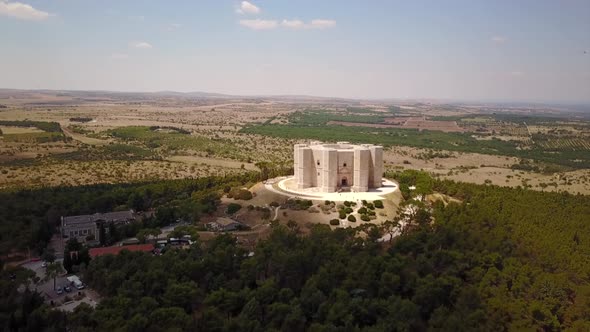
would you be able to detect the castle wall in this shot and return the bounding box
[337,150,354,188]
[294,142,383,192]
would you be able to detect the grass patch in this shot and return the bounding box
[0,120,61,132]
[105,126,246,160]
[2,132,65,143]
[287,110,385,126]
[53,144,156,161]
[0,120,65,142]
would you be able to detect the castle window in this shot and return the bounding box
[317,160,320,166]
[343,163,347,167]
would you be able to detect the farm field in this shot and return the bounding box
[0,126,44,134]
[0,90,589,195]
[243,109,590,170]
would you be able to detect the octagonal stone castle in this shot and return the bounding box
[294,141,383,193]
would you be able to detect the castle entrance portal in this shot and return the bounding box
[341,177,348,187]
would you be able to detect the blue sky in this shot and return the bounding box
[0,0,589,102]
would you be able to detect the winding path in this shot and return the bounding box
[61,125,111,146]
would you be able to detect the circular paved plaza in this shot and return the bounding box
[264,176,398,202]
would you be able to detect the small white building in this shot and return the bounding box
[208,218,242,232]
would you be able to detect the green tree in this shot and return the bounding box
[45,261,64,291]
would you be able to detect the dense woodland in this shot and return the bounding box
[1,170,590,331]
[0,172,269,256]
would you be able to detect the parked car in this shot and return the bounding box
[55,286,63,295]
[64,285,72,293]
[41,262,47,268]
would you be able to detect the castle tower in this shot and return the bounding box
[369,145,383,188]
[352,147,370,192]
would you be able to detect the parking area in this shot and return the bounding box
[20,260,47,280]
[37,275,72,301]
[20,259,101,309]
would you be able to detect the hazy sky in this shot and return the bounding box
[1,0,589,102]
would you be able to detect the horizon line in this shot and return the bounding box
[0,87,589,107]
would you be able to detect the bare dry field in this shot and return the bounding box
[0,126,44,134]
[0,159,250,189]
[402,118,464,132]
[0,93,296,189]
[383,146,590,195]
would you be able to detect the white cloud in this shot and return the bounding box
[309,19,336,29]
[0,1,51,20]
[109,53,129,60]
[236,1,260,14]
[280,18,337,30]
[491,36,506,43]
[280,19,305,29]
[131,41,153,49]
[166,23,181,31]
[239,19,277,30]
[129,15,145,22]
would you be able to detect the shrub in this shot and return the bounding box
[358,207,368,215]
[343,201,353,207]
[347,215,357,222]
[339,211,347,219]
[329,219,340,226]
[226,203,242,215]
[373,200,384,209]
[362,200,368,206]
[344,207,353,214]
[361,214,370,222]
[366,203,375,210]
[232,189,253,200]
[270,201,280,207]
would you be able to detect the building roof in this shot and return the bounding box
[297,141,382,152]
[214,217,241,227]
[63,210,135,226]
[89,243,154,258]
[66,275,81,283]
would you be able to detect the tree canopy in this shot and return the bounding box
[1,171,589,331]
